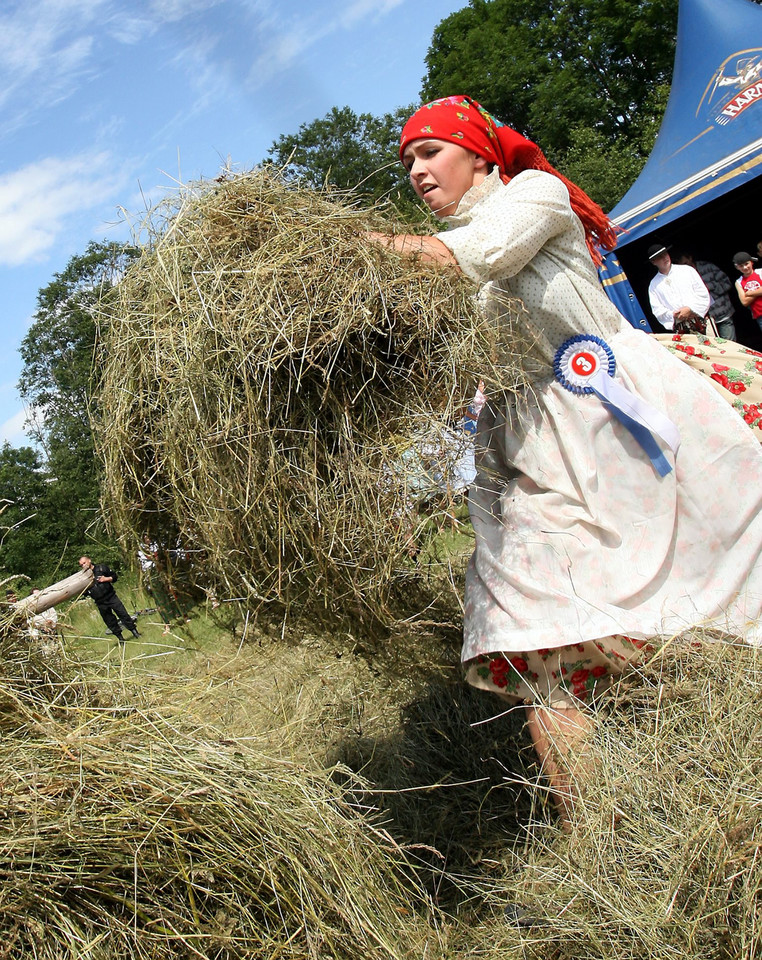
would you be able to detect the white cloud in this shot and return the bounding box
[148,0,225,22]
[169,35,231,114]
[0,1,103,79]
[0,0,228,131]
[340,0,404,29]
[0,409,31,447]
[104,15,155,44]
[0,153,122,266]
[0,0,106,131]
[105,0,223,43]
[245,0,407,88]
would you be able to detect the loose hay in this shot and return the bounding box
[0,686,440,959]
[470,638,762,960]
[3,603,762,959]
[96,168,529,627]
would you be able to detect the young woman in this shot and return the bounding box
[373,96,762,828]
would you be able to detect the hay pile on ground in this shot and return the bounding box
[0,603,67,709]
[0,668,441,958]
[101,618,762,960]
[464,638,762,959]
[97,168,529,626]
[2,604,762,958]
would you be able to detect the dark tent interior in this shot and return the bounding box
[616,173,762,349]
[603,0,762,348]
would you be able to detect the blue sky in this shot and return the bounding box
[0,0,465,446]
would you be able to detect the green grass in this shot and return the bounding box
[61,573,231,672]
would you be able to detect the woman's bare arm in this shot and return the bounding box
[366,232,459,268]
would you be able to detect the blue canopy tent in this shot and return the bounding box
[602,0,762,342]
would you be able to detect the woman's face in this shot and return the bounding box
[402,139,489,218]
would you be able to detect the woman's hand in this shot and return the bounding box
[365,232,459,268]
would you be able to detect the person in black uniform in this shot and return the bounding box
[79,555,140,642]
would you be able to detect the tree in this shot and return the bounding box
[267,105,424,220]
[558,86,668,212]
[422,0,679,146]
[421,0,680,205]
[17,241,137,578]
[20,241,135,439]
[0,443,54,583]
[421,0,550,143]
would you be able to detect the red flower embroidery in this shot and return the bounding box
[487,658,511,688]
[592,665,608,678]
[712,363,730,372]
[729,381,746,395]
[570,668,590,685]
[510,657,529,673]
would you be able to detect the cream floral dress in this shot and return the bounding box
[437,169,762,706]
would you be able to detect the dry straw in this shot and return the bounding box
[1,608,760,958]
[96,168,530,627]
[467,638,762,959]
[0,665,441,958]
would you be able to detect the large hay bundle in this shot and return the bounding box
[97,169,527,626]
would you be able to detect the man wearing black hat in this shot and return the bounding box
[647,242,711,332]
[734,252,762,332]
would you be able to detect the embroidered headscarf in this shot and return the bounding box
[400,95,617,263]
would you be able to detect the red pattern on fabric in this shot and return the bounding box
[487,657,511,688]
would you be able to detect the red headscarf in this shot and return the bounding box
[400,95,617,263]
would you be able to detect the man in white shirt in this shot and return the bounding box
[647,242,711,332]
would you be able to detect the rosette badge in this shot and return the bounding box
[553,334,680,477]
[554,335,616,395]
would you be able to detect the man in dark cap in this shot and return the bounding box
[647,242,711,332]
[734,251,762,332]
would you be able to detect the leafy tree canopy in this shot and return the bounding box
[14,241,137,582]
[267,104,426,220]
[19,241,136,438]
[422,0,678,148]
[420,0,684,204]
[0,443,55,584]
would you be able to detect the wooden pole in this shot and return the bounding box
[13,569,94,616]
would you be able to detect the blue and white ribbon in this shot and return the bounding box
[554,335,680,477]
